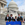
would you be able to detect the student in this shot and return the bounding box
[9,14,14,21]
[15,16,17,21]
[17,14,23,22]
[21,15,23,18]
[24,19,25,23]
[5,14,9,21]
[21,15,23,21]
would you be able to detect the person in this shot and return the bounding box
[17,14,23,22]
[21,15,23,18]
[15,16,17,21]
[23,19,25,23]
[21,15,23,21]
[9,14,14,21]
[5,14,9,21]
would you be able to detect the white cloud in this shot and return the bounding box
[18,3,25,12]
[16,1,22,5]
[18,5,25,12]
[17,0,25,12]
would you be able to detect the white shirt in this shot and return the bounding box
[19,16,20,18]
[11,17,12,19]
[7,17,8,19]
[15,19,17,21]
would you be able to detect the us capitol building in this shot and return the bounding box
[0,0,25,25]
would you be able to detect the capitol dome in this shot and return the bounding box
[9,0,16,5]
[8,0,17,7]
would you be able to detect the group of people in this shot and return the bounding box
[5,14,23,22]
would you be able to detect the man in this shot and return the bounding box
[17,14,23,22]
[15,16,17,21]
[5,14,9,21]
[23,19,25,23]
[21,15,23,21]
[9,14,14,21]
[21,15,23,18]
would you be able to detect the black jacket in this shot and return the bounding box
[9,17,14,21]
[5,16,9,21]
[17,17,23,21]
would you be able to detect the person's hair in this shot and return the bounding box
[15,16,17,17]
[18,14,20,15]
[10,14,12,16]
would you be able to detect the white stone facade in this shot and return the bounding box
[0,0,7,15]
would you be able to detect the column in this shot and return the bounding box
[3,4,4,8]
[0,3,1,18]
[0,3,1,14]
[0,3,1,8]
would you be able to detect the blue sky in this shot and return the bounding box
[6,0,25,12]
